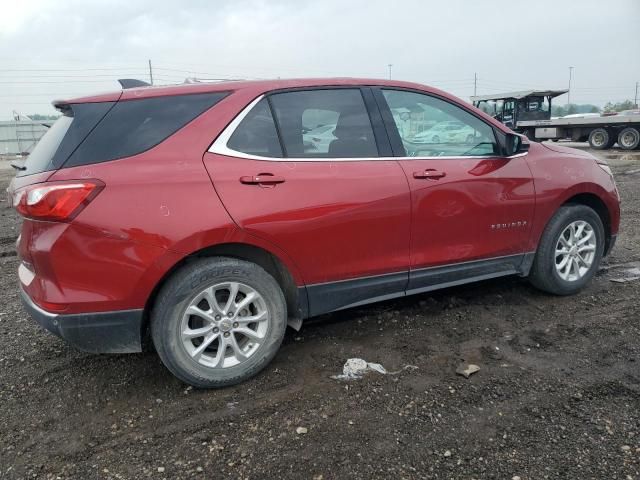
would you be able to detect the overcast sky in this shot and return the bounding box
[1,0,639,119]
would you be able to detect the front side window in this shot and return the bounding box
[382,89,498,157]
[269,89,378,158]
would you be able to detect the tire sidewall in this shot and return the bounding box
[589,129,610,150]
[618,128,640,150]
[152,258,287,387]
[535,205,605,295]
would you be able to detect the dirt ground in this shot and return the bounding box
[1,144,639,480]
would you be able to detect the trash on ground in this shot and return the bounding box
[610,267,640,283]
[331,358,417,380]
[456,363,481,378]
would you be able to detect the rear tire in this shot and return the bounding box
[151,257,287,388]
[588,128,614,150]
[617,127,640,151]
[529,205,604,295]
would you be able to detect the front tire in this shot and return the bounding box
[151,257,287,388]
[529,205,604,295]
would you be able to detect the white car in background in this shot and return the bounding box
[303,124,336,153]
[412,121,477,144]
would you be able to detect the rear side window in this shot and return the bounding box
[269,89,378,158]
[227,98,283,157]
[17,102,114,177]
[65,92,228,167]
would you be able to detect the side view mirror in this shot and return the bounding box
[505,133,530,156]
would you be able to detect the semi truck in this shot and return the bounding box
[470,90,640,150]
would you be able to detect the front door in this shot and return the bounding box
[374,88,535,292]
[204,88,411,315]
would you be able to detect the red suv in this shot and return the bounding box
[9,78,620,387]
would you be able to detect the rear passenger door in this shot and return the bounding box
[374,88,535,292]
[203,88,411,316]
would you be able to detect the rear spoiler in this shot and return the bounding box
[118,79,151,89]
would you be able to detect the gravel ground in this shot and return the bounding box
[1,145,639,480]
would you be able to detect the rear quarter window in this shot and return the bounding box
[65,92,228,167]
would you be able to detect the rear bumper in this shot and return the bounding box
[20,287,143,354]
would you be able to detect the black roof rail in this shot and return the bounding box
[118,79,151,89]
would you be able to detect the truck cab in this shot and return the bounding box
[471,89,567,131]
[471,89,640,151]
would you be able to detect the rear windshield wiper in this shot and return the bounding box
[10,162,27,171]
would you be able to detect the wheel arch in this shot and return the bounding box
[560,192,612,254]
[140,242,308,345]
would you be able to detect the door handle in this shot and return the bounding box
[413,169,446,180]
[239,174,286,186]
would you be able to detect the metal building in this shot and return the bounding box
[0,119,53,156]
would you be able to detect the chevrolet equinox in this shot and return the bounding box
[9,78,621,387]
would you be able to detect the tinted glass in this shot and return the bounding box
[227,98,283,157]
[65,92,227,167]
[269,89,378,158]
[382,89,498,157]
[17,115,72,177]
[17,102,114,177]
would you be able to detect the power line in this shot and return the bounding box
[0,66,147,72]
[0,73,153,78]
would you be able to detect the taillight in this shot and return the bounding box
[13,180,104,221]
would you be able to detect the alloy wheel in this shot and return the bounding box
[554,220,597,282]
[180,282,269,368]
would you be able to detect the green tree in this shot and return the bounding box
[552,104,600,117]
[603,100,636,113]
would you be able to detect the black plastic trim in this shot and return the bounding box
[118,79,151,89]
[371,87,406,156]
[407,254,524,293]
[301,253,533,319]
[306,271,408,317]
[20,288,143,354]
[519,252,536,276]
[361,87,393,157]
[604,233,617,257]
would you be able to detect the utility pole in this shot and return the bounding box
[387,64,393,80]
[635,81,639,108]
[474,72,477,96]
[148,59,154,85]
[567,66,574,107]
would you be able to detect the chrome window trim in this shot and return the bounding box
[208,94,528,162]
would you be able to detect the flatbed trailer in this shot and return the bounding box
[471,90,640,150]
